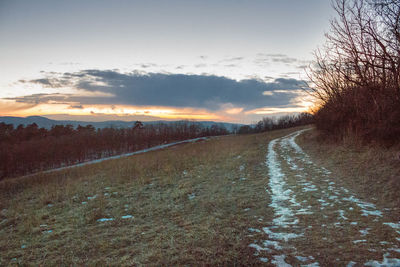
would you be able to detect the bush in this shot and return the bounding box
[308,0,400,144]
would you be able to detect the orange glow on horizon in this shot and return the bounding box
[0,100,226,121]
[1,98,314,123]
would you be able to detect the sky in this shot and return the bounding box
[0,0,335,124]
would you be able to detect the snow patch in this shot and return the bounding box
[353,240,367,244]
[272,255,292,267]
[263,239,282,250]
[364,253,400,266]
[338,210,348,220]
[266,139,299,227]
[343,196,382,217]
[87,195,97,200]
[303,184,318,192]
[301,263,320,267]
[263,227,303,242]
[383,222,400,230]
[295,256,308,262]
[97,218,114,222]
[296,208,314,215]
[360,228,370,236]
[248,243,272,253]
[188,193,196,200]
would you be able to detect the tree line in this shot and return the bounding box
[0,121,229,179]
[236,113,314,134]
[308,0,400,144]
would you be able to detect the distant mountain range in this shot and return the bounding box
[0,116,244,131]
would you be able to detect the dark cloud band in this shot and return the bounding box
[14,70,308,110]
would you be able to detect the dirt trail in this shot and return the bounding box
[249,129,400,266]
[19,136,210,178]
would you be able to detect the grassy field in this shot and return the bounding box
[297,129,400,220]
[0,127,303,266]
[2,126,399,266]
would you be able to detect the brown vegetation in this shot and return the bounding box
[308,0,400,144]
[0,127,303,265]
[0,121,229,179]
[298,128,400,217]
[238,112,314,134]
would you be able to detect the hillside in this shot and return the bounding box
[0,127,399,265]
[0,116,243,132]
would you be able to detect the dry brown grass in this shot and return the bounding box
[297,128,400,219]
[0,127,303,266]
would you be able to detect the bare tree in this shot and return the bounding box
[307,0,400,142]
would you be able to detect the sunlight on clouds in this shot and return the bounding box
[246,106,308,115]
[290,92,315,110]
[7,81,65,98]
[273,89,302,94]
[262,91,274,96]
[74,90,115,98]
[7,102,225,121]
[246,93,314,115]
[0,100,37,115]
[224,107,244,115]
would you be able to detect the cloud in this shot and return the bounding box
[269,55,297,64]
[69,104,84,109]
[8,93,74,104]
[6,92,112,106]
[255,53,296,66]
[0,100,37,115]
[42,113,167,122]
[219,56,244,62]
[194,63,207,68]
[254,53,312,69]
[296,64,309,69]
[10,70,308,111]
[139,63,158,68]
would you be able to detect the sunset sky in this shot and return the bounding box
[0,0,335,124]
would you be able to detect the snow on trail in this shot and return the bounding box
[249,129,400,266]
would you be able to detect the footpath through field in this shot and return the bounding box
[249,129,400,266]
[21,136,210,178]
